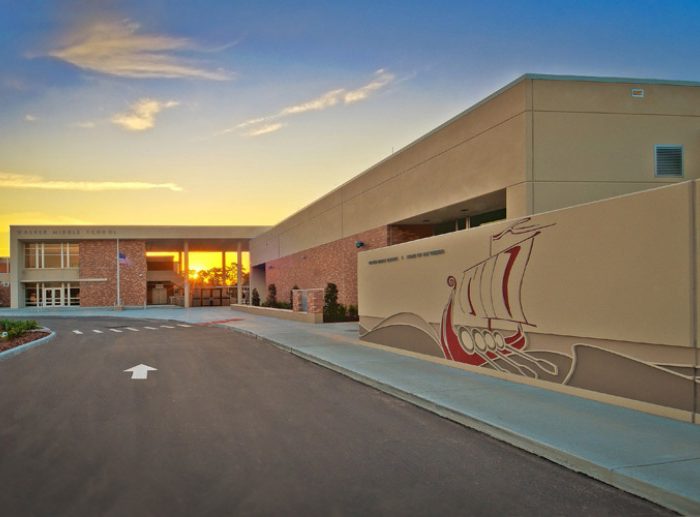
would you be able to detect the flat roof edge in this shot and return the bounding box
[523,73,700,87]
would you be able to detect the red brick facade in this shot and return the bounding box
[79,240,147,307]
[388,224,434,245]
[265,226,390,307]
[0,285,9,307]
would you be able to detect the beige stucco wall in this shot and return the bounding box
[530,79,700,213]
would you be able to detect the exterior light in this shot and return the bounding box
[355,241,365,248]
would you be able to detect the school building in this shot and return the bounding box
[7,226,268,309]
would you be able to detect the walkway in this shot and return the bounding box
[1,305,699,514]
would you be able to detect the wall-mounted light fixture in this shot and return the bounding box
[355,241,365,248]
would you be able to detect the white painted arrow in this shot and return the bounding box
[124,364,157,380]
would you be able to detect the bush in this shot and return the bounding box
[0,319,39,340]
[347,305,358,320]
[263,284,278,307]
[251,288,260,306]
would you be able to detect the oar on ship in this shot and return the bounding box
[495,331,559,376]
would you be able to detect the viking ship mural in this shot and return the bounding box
[360,214,699,415]
[440,218,558,379]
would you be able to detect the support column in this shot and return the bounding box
[237,242,242,304]
[221,251,227,286]
[184,241,190,308]
[116,238,121,307]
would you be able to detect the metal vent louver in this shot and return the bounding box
[655,145,683,177]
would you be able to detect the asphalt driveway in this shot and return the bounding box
[0,317,671,516]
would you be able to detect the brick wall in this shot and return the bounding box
[0,285,9,307]
[79,240,147,307]
[265,226,389,307]
[388,224,434,245]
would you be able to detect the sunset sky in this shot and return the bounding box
[1,0,699,258]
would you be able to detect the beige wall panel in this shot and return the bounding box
[359,182,694,348]
[533,112,700,182]
[339,81,529,201]
[696,181,700,370]
[342,116,527,236]
[532,181,674,214]
[249,234,280,265]
[533,79,700,116]
[506,182,532,218]
[278,205,343,257]
[272,190,344,235]
[21,269,80,282]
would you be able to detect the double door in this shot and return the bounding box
[43,287,63,307]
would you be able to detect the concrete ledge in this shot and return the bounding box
[0,330,55,361]
[230,304,323,324]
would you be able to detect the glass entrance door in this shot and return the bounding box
[43,287,63,307]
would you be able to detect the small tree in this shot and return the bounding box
[324,283,341,322]
[251,288,260,306]
[265,283,278,307]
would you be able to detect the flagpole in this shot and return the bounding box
[116,238,121,307]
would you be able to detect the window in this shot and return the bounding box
[655,145,683,177]
[23,243,79,269]
[470,208,507,228]
[24,282,79,307]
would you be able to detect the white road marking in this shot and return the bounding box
[92,330,103,334]
[123,364,157,380]
[176,324,192,328]
[160,325,175,329]
[72,330,83,335]
[143,326,157,330]
[125,327,139,332]
[109,329,122,333]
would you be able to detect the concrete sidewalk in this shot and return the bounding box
[2,305,699,514]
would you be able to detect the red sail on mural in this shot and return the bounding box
[440,219,558,378]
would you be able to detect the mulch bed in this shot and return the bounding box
[0,331,50,353]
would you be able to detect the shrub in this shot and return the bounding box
[264,283,278,307]
[324,283,346,322]
[347,305,358,321]
[0,319,39,340]
[251,288,260,306]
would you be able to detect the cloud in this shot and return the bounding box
[46,19,231,80]
[280,89,345,116]
[343,69,394,103]
[228,69,395,137]
[244,122,285,137]
[111,98,179,131]
[0,172,183,192]
[24,114,37,122]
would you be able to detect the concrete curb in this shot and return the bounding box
[0,330,56,361]
[222,325,699,515]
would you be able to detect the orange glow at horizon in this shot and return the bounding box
[146,251,250,275]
